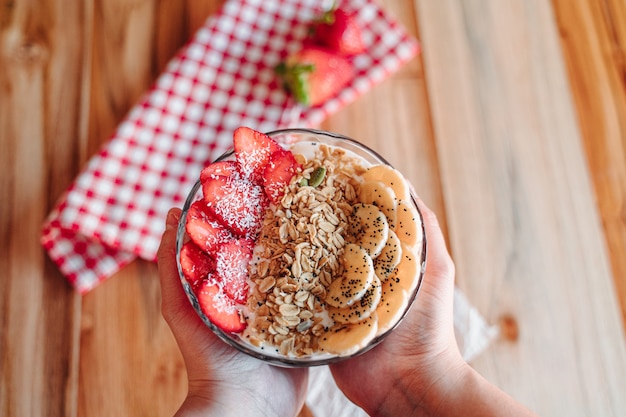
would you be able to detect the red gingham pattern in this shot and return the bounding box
[41,0,419,293]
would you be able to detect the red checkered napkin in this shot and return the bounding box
[41,0,419,293]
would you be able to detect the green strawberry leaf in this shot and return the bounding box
[275,61,315,105]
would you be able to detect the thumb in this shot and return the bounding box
[157,208,196,325]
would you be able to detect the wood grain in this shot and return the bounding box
[415,0,626,415]
[323,0,449,234]
[551,0,626,325]
[78,264,186,417]
[77,2,216,416]
[2,0,626,416]
[1,1,85,415]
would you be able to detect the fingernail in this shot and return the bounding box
[166,209,180,229]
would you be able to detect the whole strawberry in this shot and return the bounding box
[312,6,365,56]
[275,46,354,106]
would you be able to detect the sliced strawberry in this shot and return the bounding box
[202,174,268,237]
[233,127,283,183]
[200,160,239,184]
[196,280,247,333]
[185,200,235,253]
[213,238,253,304]
[312,8,365,56]
[275,46,354,106]
[179,241,215,290]
[262,149,301,204]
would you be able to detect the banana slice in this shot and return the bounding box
[358,180,398,230]
[329,275,382,324]
[318,313,379,356]
[325,244,374,308]
[347,203,389,259]
[374,229,403,281]
[376,279,409,334]
[395,199,422,249]
[363,164,410,201]
[387,243,421,295]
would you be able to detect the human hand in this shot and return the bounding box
[329,197,466,416]
[157,208,309,417]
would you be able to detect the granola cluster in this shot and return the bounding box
[243,145,366,356]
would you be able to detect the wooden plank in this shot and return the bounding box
[323,77,448,232]
[76,1,219,415]
[318,2,445,415]
[415,0,626,415]
[322,0,449,234]
[85,0,159,154]
[78,264,186,417]
[551,0,626,326]
[0,0,88,415]
[154,1,224,76]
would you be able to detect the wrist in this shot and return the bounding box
[415,359,473,417]
[174,393,270,417]
[176,372,307,417]
[417,361,539,417]
[365,350,469,417]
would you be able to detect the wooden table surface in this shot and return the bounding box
[2,0,626,416]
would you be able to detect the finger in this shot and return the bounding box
[156,208,196,323]
[157,208,181,279]
[157,209,228,370]
[412,193,454,279]
[411,195,456,313]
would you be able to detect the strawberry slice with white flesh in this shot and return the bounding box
[196,280,247,333]
[200,160,239,183]
[202,174,268,237]
[263,149,301,204]
[213,238,253,304]
[185,200,235,253]
[233,127,282,183]
[184,127,306,334]
[179,241,215,290]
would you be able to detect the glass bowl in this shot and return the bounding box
[175,128,427,367]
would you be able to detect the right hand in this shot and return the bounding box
[329,197,466,415]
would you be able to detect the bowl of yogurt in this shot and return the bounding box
[176,128,427,367]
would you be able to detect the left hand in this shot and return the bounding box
[157,208,309,417]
